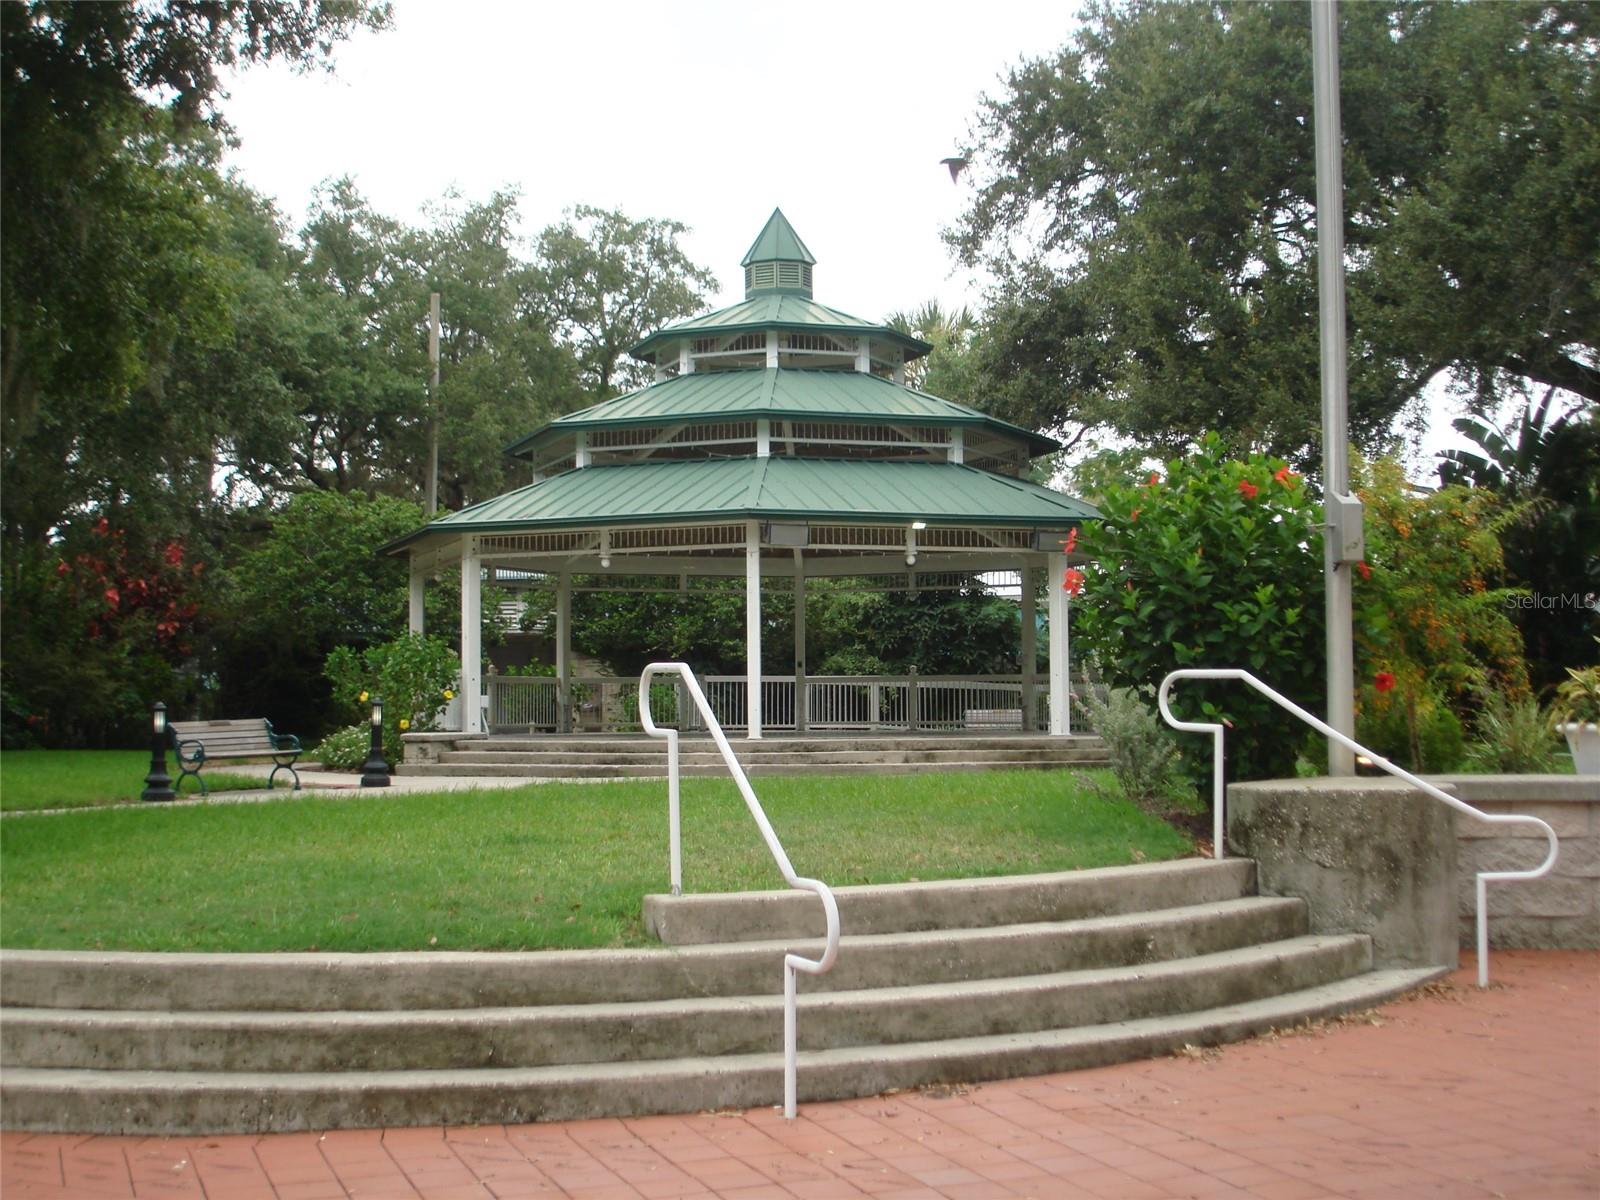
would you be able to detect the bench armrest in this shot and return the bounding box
[264,721,301,754]
[173,738,206,766]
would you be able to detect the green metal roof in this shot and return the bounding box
[630,296,929,362]
[505,368,1059,460]
[384,458,1098,552]
[741,208,816,266]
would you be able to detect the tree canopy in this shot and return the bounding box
[952,0,1599,467]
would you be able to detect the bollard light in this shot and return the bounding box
[141,701,175,802]
[360,694,390,787]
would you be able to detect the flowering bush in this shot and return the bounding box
[324,634,460,764]
[1075,433,1326,790]
[1351,456,1529,771]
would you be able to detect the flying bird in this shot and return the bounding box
[940,155,970,183]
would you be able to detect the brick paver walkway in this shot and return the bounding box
[3,950,1595,1199]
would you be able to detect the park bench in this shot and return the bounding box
[964,708,1023,731]
[168,718,302,796]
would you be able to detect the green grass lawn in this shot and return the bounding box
[0,750,272,812]
[0,770,1194,952]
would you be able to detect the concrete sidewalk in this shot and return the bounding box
[2,950,1594,1199]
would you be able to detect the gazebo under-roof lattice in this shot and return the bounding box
[385,209,1099,739]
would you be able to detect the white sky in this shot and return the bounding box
[217,0,1079,322]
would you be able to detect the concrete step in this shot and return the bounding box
[0,868,1276,1013]
[1,936,1362,1073]
[0,896,1303,1015]
[645,858,1256,943]
[0,966,1441,1135]
[475,736,1105,753]
[438,749,1109,767]
[397,758,1106,780]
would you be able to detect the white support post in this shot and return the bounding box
[949,429,965,464]
[678,341,694,376]
[653,364,667,383]
[575,431,591,469]
[1020,564,1037,733]
[893,358,906,386]
[408,564,426,636]
[794,555,807,734]
[556,571,572,735]
[1047,552,1071,735]
[746,520,763,740]
[766,330,779,369]
[461,540,483,734]
[856,337,871,373]
[756,418,771,458]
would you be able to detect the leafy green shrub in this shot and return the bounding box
[1078,676,1193,813]
[312,724,372,772]
[1357,684,1465,773]
[1077,433,1325,790]
[325,634,460,761]
[1464,693,1559,773]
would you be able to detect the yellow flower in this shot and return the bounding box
[398,718,410,731]
[358,690,369,703]
[443,689,454,700]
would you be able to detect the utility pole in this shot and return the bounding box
[1311,0,1360,775]
[427,291,441,516]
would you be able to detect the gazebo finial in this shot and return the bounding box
[741,208,815,299]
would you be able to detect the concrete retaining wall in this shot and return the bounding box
[1435,775,1600,950]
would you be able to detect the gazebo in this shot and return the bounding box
[384,210,1098,740]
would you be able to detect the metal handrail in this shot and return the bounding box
[638,662,840,1119]
[1158,668,1558,987]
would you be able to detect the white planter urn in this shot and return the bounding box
[1560,722,1600,775]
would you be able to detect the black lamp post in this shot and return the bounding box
[140,701,175,802]
[360,694,390,787]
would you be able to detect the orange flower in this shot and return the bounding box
[1238,480,1259,500]
[1355,561,1371,581]
[1062,568,1085,596]
[1273,465,1298,487]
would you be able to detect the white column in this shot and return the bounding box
[856,337,871,373]
[949,429,965,464]
[1020,564,1037,733]
[556,570,572,735]
[766,330,779,369]
[460,539,483,734]
[893,359,906,386]
[575,431,590,468]
[408,564,426,635]
[756,418,771,458]
[678,341,694,375]
[746,519,763,740]
[1047,551,1071,735]
[793,554,807,734]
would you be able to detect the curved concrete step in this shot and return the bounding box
[646,857,1254,943]
[1,935,1365,1072]
[0,966,1442,1135]
[0,892,1291,1014]
[439,749,1111,766]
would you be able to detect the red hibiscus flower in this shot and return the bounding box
[1355,561,1372,581]
[1374,671,1397,693]
[1238,480,1259,500]
[1062,568,1085,596]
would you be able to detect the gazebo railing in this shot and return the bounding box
[485,673,1089,734]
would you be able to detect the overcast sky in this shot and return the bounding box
[218,0,1079,322]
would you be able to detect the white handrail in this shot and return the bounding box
[638,662,840,1119]
[1157,668,1558,987]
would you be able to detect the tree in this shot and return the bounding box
[534,206,717,398]
[952,1,1599,467]
[886,302,979,404]
[1437,395,1600,688]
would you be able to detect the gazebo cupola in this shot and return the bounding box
[628,209,932,382]
[386,209,1099,741]
[742,208,816,298]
